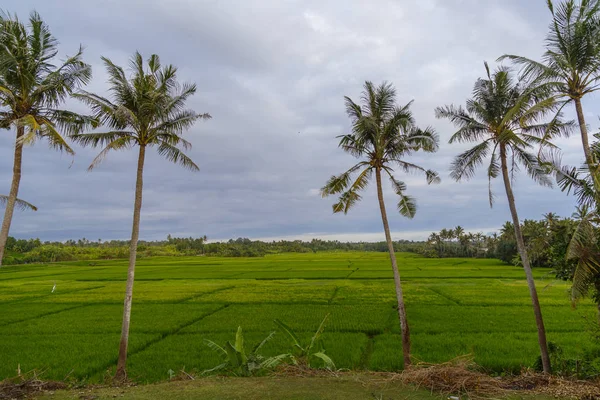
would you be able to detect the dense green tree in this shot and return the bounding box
[500,0,600,167]
[555,140,600,315]
[321,81,440,367]
[72,52,210,380]
[0,11,92,265]
[436,63,571,373]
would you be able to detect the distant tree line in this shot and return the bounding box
[416,213,577,274]
[2,234,427,264]
[3,212,580,274]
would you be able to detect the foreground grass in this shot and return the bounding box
[37,375,553,400]
[0,252,596,382]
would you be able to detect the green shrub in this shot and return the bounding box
[534,342,600,378]
[203,327,291,376]
[274,314,335,369]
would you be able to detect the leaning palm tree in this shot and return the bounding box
[500,0,600,167]
[321,81,440,367]
[72,52,210,380]
[436,63,572,374]
[0,11,92,265]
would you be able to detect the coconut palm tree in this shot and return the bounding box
[321,81,440,367]
[72,52,210,380]
[454,225,465,240]
[0,11,92,265]
[436,63,572,374]
[500,0,600,167]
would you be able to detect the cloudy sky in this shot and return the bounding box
[0,0,590,242]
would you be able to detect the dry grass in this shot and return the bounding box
[505,372,600,400]
[6,359,600,399]
[392,356,505,398]
[272,363,344,378]
[0,375,66,400]
[393,355,600,399]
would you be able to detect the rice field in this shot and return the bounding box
[0,252,596,383]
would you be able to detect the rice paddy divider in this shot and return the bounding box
[1,285,106,305]
[426,287,461,305]
[86,304,232,378]
[178,286,236,303]
[0,303,93,328]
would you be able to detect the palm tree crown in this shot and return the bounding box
[500,0,600,164]
[72,52,210,168]
[503,0,600,97]
[436,63,571,206]
[321,81,440,215]
[0,11,92,150]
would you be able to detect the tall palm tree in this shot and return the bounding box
[436,63,572,374]
[500,0,600,167]
[72,52,210,380]
[0,11,92,265]
[321,81,440,367]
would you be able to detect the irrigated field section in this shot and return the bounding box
[0,253,595,382]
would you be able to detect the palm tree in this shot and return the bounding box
[0,11,92,266]
[500,0,600,167]
[321,81,440,367]
[436,63,571,374]
[72,52,210,380]
[454,225,465,240]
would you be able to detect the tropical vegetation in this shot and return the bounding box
[4,0,600,387]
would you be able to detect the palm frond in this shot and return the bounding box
[330,167,371,214]
[450,140,492,182]
[511,146,553,187]
[37,118,75,155]
[321,162,369,197]
[88,136,135,171]
[0,195,37,211]
[388,174,417,218]
[156,141,199,171]
[72,131,135,148]
[567,210,600,301]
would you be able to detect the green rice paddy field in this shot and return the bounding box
[0,252,596,383]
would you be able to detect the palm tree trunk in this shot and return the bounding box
[500,144,551,373]
[574,98,594,167]
[375,167,411,367]
[115,145,146,381]
[0,127,25,267]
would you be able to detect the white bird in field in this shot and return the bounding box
[51,282,56,293]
